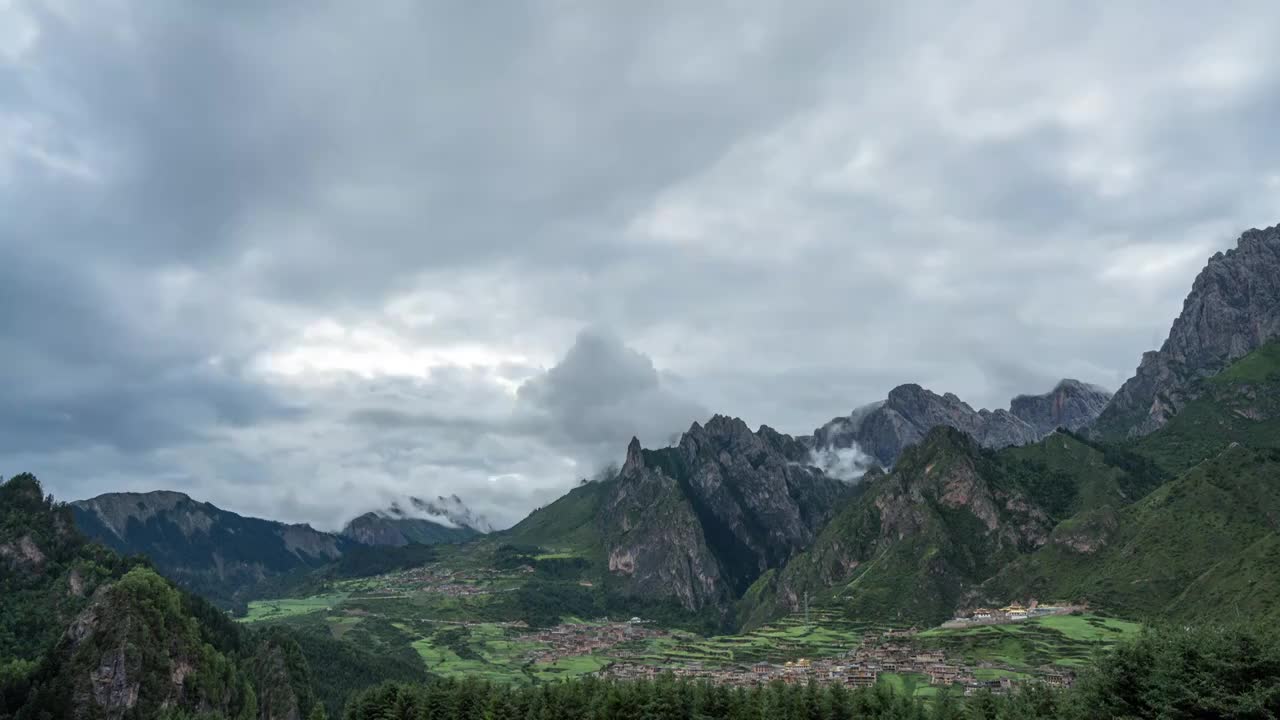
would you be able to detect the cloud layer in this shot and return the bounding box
[3,1,1280,528]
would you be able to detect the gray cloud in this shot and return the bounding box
[514,328,707,467]
[3,0,1280,528]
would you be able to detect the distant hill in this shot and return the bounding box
[71,490,353,608]
[341,494,491,547]
[809,379,1112,469]
[2,475,426,719]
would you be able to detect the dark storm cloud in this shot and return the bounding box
[3,0,1280,528]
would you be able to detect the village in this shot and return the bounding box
[518,618,667,665]
[940,601,1085,628]
[510,616,1075,695]
[601,626,1074,695]
[343,566,1086,695]
[350,563,531,598]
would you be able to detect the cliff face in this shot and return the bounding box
[601,438,727,610]
[600,416,852,610]
[1010,379,1113,436]
[811,380,1111,469]
[1093,225,1280,438]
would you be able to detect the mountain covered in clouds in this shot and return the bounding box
[808,379,1112,469]
[71,490,352,608]
[1092,224,1280,439]
[341,495,493,547]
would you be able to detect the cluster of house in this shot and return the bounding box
[360,564,514,598]
[520,618,666,665]
[599,632,1074,694]
[942,600,1083,628]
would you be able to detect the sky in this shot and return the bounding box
[3,1,1280,530]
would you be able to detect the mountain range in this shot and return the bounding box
[66,223,1280,625]
[5,223,1280,717]
[507,223,1280,625]
[69,491,493,608]
[807,378,1113,469]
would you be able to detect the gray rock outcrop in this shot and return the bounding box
[810,380,1111,469]
[601,416,852,610]
[1093,224,1280,438]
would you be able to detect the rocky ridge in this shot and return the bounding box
[1093,224,1280,438]
[600,415,853,611]
[71,491,351,608]
[810,379,1112,469]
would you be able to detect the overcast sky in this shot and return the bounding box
[3,1,1279,530]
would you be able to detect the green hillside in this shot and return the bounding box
[996,431,1167,517]
[981,445,1280,623]
[503,479,610,554]
[740,430,1041,628]
[0,474,427,719]
[1132,339,1280,473]
[737,427,1163,630]
[982,344,1280,622]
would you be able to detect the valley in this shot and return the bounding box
[236,556,1139,698]
[3,224,1278,718]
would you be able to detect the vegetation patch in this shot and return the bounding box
[238,593,347,623]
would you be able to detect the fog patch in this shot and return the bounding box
[808,443,876,482]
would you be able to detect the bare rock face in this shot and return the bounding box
[88,646,140,718]
[810,380,1110,469]
[0,534,47,571]
[1094,224,1280,438]
[55,571,234,720]
[600,418,852,611]
[601,438,727,610]
[1010,380,1113,436]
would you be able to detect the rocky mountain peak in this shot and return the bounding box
[1093,223,1280,438]
[811,377,1111,469]
[623,436,644,474]
[1010,378,1112,436]
[601,418,853,610]
[72,491,204,541]
[681,414,762,459]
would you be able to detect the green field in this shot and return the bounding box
[236,553,1141,686]
[878,673,939,699]
[916,614,1140,670]
[239,593,348,623]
